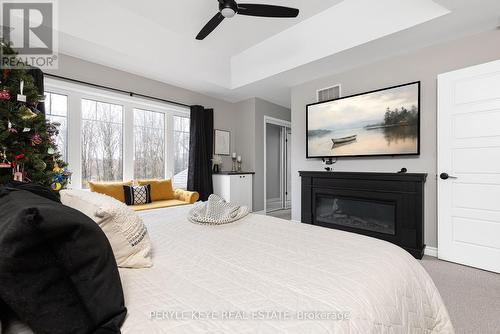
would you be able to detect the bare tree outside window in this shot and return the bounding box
[81,99,123,187]
[44,92,68,161]
[133,109,165,180]
[173,116,190,189]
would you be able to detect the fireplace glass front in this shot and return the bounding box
[315,195,396,235]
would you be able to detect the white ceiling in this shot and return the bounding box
[113,0,344,55]
[52,0,500,107]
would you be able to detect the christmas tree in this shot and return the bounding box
[0,40,70,190]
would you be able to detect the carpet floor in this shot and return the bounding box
[420,256,500,334]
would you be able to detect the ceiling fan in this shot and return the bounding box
[196,0,299,40]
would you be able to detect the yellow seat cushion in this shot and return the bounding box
[174,189,199,204]
[130,200,189,212]
[88,181,133,203]
[137,179,174,201]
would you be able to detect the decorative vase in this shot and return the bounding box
[231,157,237,172]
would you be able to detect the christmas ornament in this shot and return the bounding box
[34,159,47,171]
[51,182,62,191]
[47,147,55,155]
[19,106,38,120]
[23,127,31,132]
[0,89,10,100]
[13,165,23,182]
[8,121,17,134]
[53,162,61,173]
[0,147,10,168]
[30,132,42,146]
[17,80,26,102]
[53,173,65,182]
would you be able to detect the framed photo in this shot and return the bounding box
[307,81,420,158]
[214,129,230,156]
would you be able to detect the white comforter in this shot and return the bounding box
[6,206,454,334]
[121,206,453,334]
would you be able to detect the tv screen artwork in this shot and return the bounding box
[307,82,420,158]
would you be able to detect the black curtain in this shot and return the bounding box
[187,105,214,201]
[28,68,45,115]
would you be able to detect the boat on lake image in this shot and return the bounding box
[307,82,420,157]
[331,135,357,146]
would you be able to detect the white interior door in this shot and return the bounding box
[438,59,500,273]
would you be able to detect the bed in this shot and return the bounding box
[6,205,454,334]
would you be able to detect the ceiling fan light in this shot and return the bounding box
[221,7,236,18]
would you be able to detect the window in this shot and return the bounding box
[81,99,123,186]
[44,92,68,161]
[45,78,190,190]
[133,109,165,179]
[173,116,190,189]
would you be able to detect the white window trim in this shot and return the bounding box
[44,78,190,189]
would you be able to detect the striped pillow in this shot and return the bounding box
[123,185,152,206]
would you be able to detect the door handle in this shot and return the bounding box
[440,173,458,180]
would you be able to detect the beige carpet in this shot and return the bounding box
[420,256,500,334]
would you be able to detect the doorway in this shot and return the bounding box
[438,60,500,273]
[264,116,291,218]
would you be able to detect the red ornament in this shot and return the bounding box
[0,89,10,100]
[11,154,25,169]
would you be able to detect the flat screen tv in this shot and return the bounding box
[306,82,420,158]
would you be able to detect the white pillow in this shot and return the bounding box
[60,189,152,268]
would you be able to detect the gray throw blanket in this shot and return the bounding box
[188,194,249,225]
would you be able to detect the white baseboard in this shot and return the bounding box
[425,246,438,257]
[253,210,266,215]
[291,220,301,224]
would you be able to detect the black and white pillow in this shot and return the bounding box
[123,185,152,205]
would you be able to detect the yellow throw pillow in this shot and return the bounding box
[88,181,133,203]
[137,179,174,201]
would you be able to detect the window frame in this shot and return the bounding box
[172,115,191,190]
[45,78,190,189]
[44,91,69,161]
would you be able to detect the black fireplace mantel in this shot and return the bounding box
[299,171,427,259]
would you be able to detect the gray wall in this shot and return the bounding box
[291,29,500,248]
[47,54,241,168]
[266,123,282,200]
[233,98,256,172]
[254,98,291,211]
[230,97,291,211]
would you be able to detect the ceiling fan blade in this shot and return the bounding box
[196,12,225,40]
[237,4,299,18]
